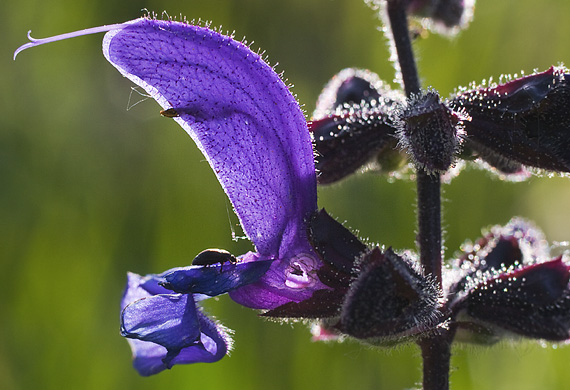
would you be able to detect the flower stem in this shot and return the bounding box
[385,1,449,389]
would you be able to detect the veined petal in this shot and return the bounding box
[121,294,200,351]
[126,309,230,376]
[15,16,318,258]
[121,272,232,375]
[102,18,317,256]
[121,271,172,309]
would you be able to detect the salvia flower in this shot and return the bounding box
[15,16,324,372]
[15,15,445,375]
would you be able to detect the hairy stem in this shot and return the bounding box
[385,1,448,389]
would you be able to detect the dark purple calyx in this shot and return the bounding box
[331,71,382,108]
[311,68,405,184]
[449,66,570,173]
[406,0,475,34]
[340,248,443,341]
[448,218,570,342]
[462,258,570,341]
[310,109,399,184]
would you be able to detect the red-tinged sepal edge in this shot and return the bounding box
[447,218,570,344]
[448,66,570,177]
[310,68,407,184]
[309,111,400,184]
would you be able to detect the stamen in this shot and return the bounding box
[14,20,141,60]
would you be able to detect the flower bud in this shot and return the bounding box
[397,89,465,173]
[407,0,476,35]
[310,106,400,184]
[448,218,570,343]
[311,68,406,184]
[340,248,443,342]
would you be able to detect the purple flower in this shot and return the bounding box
[15,14,445,374]
[14,16,348,372]
[120,258,271,375]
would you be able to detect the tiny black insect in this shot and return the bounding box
[192,248,238,269]
[160,108,180,117]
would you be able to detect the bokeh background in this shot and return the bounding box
[2,0,570,389]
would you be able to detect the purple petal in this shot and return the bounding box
[161,258,273,296]
[126,310,230,376]
[121,271,232,375]
[172,312,231,364]
[126,339,170,376]
[102,18,317,256]
[230,210,369,311]
[121,294,201,351]
[121,272,172,309]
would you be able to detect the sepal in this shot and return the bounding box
[397,89,465,173]
[311,68,405,184]
[448,218,570,343]
[449,66,570,175]
[340,248,444,342]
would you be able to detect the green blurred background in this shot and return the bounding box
[2,0,570,389]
